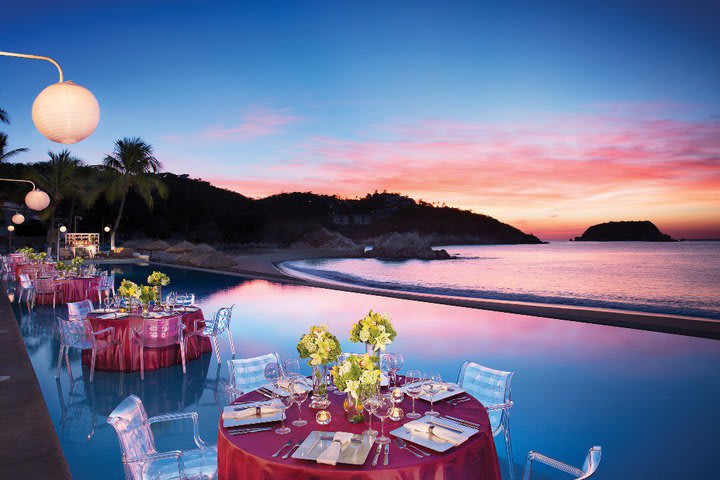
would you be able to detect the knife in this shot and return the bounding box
[428,420,464,434]
[383,444,389,466]
[282,440,303,459]
[371,444,383,466]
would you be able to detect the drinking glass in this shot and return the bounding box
[362,384,379,436]
[263,362,282,389]
[275,385,294,435]
[282,358,301,379]
[166,292,177,311]
[371,393,394,445]
[422,373,442,417]
[405,370,423,419]
[389,353,404,388]
[104,296,113,312]
[380,354,393,388]
[290,377,311,427]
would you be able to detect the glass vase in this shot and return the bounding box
[309,364,331,409]
[344,395,364,423]
[365,342,376,356]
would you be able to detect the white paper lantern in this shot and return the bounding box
[104,226,111,232]
[32,81,99,144]
[7,225,15,232]
[59,225,67,233]
[11,213,25,225]
[25,189,51,211]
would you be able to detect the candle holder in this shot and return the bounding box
[315,410,332,425]
[390,406,404,421]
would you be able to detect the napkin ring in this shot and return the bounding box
[255,406,262,417]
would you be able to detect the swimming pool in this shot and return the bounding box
[14,264,720,479]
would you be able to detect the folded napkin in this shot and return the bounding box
[221,403,281,421]
[316,432,354,466]
[405,420,467,445]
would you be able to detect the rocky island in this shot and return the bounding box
[574,221,675,242]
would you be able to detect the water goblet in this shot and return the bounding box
[370,393,394,445]
[405,370,423,419]
[362,384,380,436]
[380,353,394,388]
[389,353,404,388]
[422,373,442,417]
[283,358,301,379]
[104,296,113,312]
[274,385,294,435]
[290,377,311,427]
[264,362,282,389]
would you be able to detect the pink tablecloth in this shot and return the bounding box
[33,277,96,305]
[81,309,212,372]
[218,388,501,480]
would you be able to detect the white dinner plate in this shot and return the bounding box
[222,400,285,428]
[389,415,477,452]
[291,431,374,465]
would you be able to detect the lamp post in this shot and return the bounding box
[0,179,50,211]
[73,215,83,233]
[0,51,99,144]
[7,225,14,252]
[103,225,111,251]
[57,224,67,261]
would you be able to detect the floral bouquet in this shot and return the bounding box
[55,261,70,277]
[70,257,84,273]
[138,285,158,306]
[297,325,342,409]
[16,246,34,256]
[147,271,170,287]
[331,354,382,422]
[349,310,397,354]
[27,251,47,263]
[118,279,140,299]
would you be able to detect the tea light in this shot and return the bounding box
[391,388,405,403]
[316,410,332,425]
[390,407,404,421]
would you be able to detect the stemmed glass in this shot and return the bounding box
[362,384,379,436]
[283,358,301,379]
[380,354,393,388]
[371,393,394,445]
[274,385,294,435]
[264,362,282,389]
[103,295,113,312]
[167,292,177,311]
[422,373,442,417]
[405,370,423,419]
[290,377,311,427]
[388,353,404,388]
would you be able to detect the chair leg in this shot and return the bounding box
[179,340,187,374]
[140,346,145,380]
[504,417,515,480]
[90,349,97,382]
[64,348,72,381]
[211,335,222,365]
[56,345,64,378]
[52,292,56,309]
[227,330,236,358]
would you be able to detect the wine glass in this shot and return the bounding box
[283,358,301,379]
[290,377,311,427]
[263,362,282,390]
[274,385,294,435]
[405,370,423,419]
[370,393,394,445]
[388,353,404,388]
[380,354,393,388]
[422,372,442,417]
[104,295,113,312]
[362,383,379,436]
[167,292,177,311]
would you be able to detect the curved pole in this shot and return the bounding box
[0,178,38,191]
[0,51,64,82]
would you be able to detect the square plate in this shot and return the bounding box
[403,382,465,402]
[291,431,375,465]
[174,306,199,312]
[90,309,118,314]
[390,415,478,452]
[222,400,285,428]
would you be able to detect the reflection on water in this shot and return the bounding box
[11,264,720,479]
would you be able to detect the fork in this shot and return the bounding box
[272,440,294,457]
[449,397,472,406]
[394,437,431,457]
[393,438,424,458]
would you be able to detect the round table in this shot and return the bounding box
[33,276,97,305]
[82,308,212,372]
[218,388,501,480]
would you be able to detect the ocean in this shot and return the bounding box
[281,241,720,319]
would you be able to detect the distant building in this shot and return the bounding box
[332,213,373,226]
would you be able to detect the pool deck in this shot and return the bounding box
[0,283,71,479]
[155,250,720,340]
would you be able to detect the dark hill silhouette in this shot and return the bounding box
[575,221,674,242]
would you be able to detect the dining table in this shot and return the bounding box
[82,307,212,372]
[33,275,98,305]
[218,384,501,480]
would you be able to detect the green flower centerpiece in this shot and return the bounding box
[16,247,34,257]
[138,285,158,315]
[117,279,140,311]
[331,353,382,423]
[70,257,84,275]
[349,310,397,355]
[297,324,342,409]
[55,261,70,278]
[147,271,170,302]
[27,251,47,263]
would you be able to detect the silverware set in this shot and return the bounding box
[441,415,480,429]
[393,437,431,457]
[271,439,302,459]
[446,395,471,406]
[227,426,273,436]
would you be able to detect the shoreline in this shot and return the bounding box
[147,249,720,341]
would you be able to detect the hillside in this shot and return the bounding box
[574,221,674,242]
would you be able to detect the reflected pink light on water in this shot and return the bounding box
[198,279,713,360]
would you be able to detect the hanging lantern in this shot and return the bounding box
[25,189,51,211]
[11,213,25,225]
[32,81,100,144]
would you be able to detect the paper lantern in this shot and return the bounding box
[25,189,51,211]
[32,81,99,144]
[59,225,67,233]
[104,226,111,232]
[11,213,25,225]
[7,225,15,232]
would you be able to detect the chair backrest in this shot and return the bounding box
[67,299,94,321]
[34,277,57,294]
[107,395,157,480]
[40,263,56,275]
[212,305,234,334]
[100,273,115,290]
[56,317,89,347]
[579,446,602,479]
[176,293,195,306]
[19,273,33,289]
[457,361,514,432]
[137,316,183,348]
[227,352,281,395]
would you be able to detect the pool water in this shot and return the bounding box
[13,264,720,479]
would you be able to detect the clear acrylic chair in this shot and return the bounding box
[57,316,120,382]
[87,273,115,303]
[33,277,64,308]
[227,352,281,398]
[132,316,186,380]
[523,446,602,480]
[185,305,235,365]
[107,394,217,480]
[458,361,516,480]
[68,299,94,321]
[17,273,34,308]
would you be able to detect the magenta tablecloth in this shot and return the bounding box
[33,276,96,305]
[218,389,501,480]
[81,309,212,372]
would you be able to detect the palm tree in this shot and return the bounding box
[102,137,168,249]
[27,150,85,253]
[0,133,29,162]
[0,108,9,124]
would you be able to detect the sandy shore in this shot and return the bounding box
[151,248,720,341]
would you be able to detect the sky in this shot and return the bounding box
[1,0,719,240]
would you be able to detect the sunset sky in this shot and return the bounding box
[1,1,718,239]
